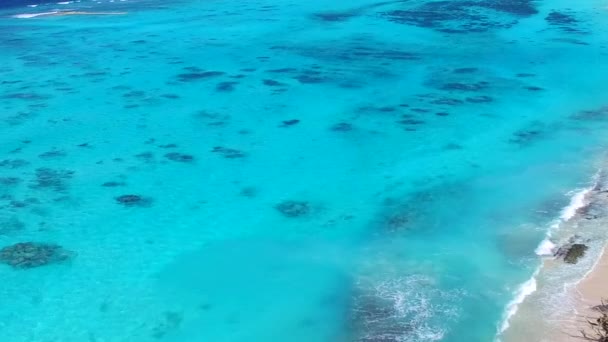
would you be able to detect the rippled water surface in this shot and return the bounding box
[1,0,608,341]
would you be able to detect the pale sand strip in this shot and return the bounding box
[559,244,608,341]
[575,244,608,310]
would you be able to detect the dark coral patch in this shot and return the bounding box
[431,97,464,105]
[239,187,258,198]
[524,86,544,92]
[510,129,543,145]
[135,152,155,162]
[165,152,195,163]
[357,105,397,114]
[212,147,246,159]
[38,150,67,159]
[294,74,327,84]
[115,194,153,207]
[177,71,225,82]
[398,119,425,125]
[453,67,478,74]
[330,122,353,132]
[30,168,74,191]
[275,200,310,218]
[312,0,406,22]
[123,90,146,98]
[545,11,585,34]
[2,93,51,101]
[102,181,126,187]
[263,79,285,87]
[0,242,73,269]
[381,0,537,33]
[384,213,410,231]
[279,119,300,127]
[266,68,298,73]
[440,82,488,91]
[411,108,430,113]
[466,95,494,103]
[313,12,357,22]
[216,82,238,92]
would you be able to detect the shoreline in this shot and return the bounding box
[499,165,608,342]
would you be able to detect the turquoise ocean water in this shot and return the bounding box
[1,0,608,341]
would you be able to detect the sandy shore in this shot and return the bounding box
[577,245,608,305]
[553,244,608,341]
[574,244,608,320]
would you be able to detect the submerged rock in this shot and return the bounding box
[30,168,74,191]
[279,119,300,127]
[555,238,589,264]
[275,200,310,218]
[115,194,153,207]
[165,152,195,163]
[563,244,588,264]
[385,213,410,232]
[102,181,126,187]
[0,242,72,269]
[211,146,246,159]
[176,71,225,82]
[330,122,353,132]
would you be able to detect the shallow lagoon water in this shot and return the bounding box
[1,0,608,341]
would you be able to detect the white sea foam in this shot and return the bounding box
[534,187,593,256]
[27,4,38,7]
[535,239,556,256]
[12,11,59,18]
[57,1,72,4]
[560,187,591,221]
[498,269,539,333]
[364,275,458,342]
